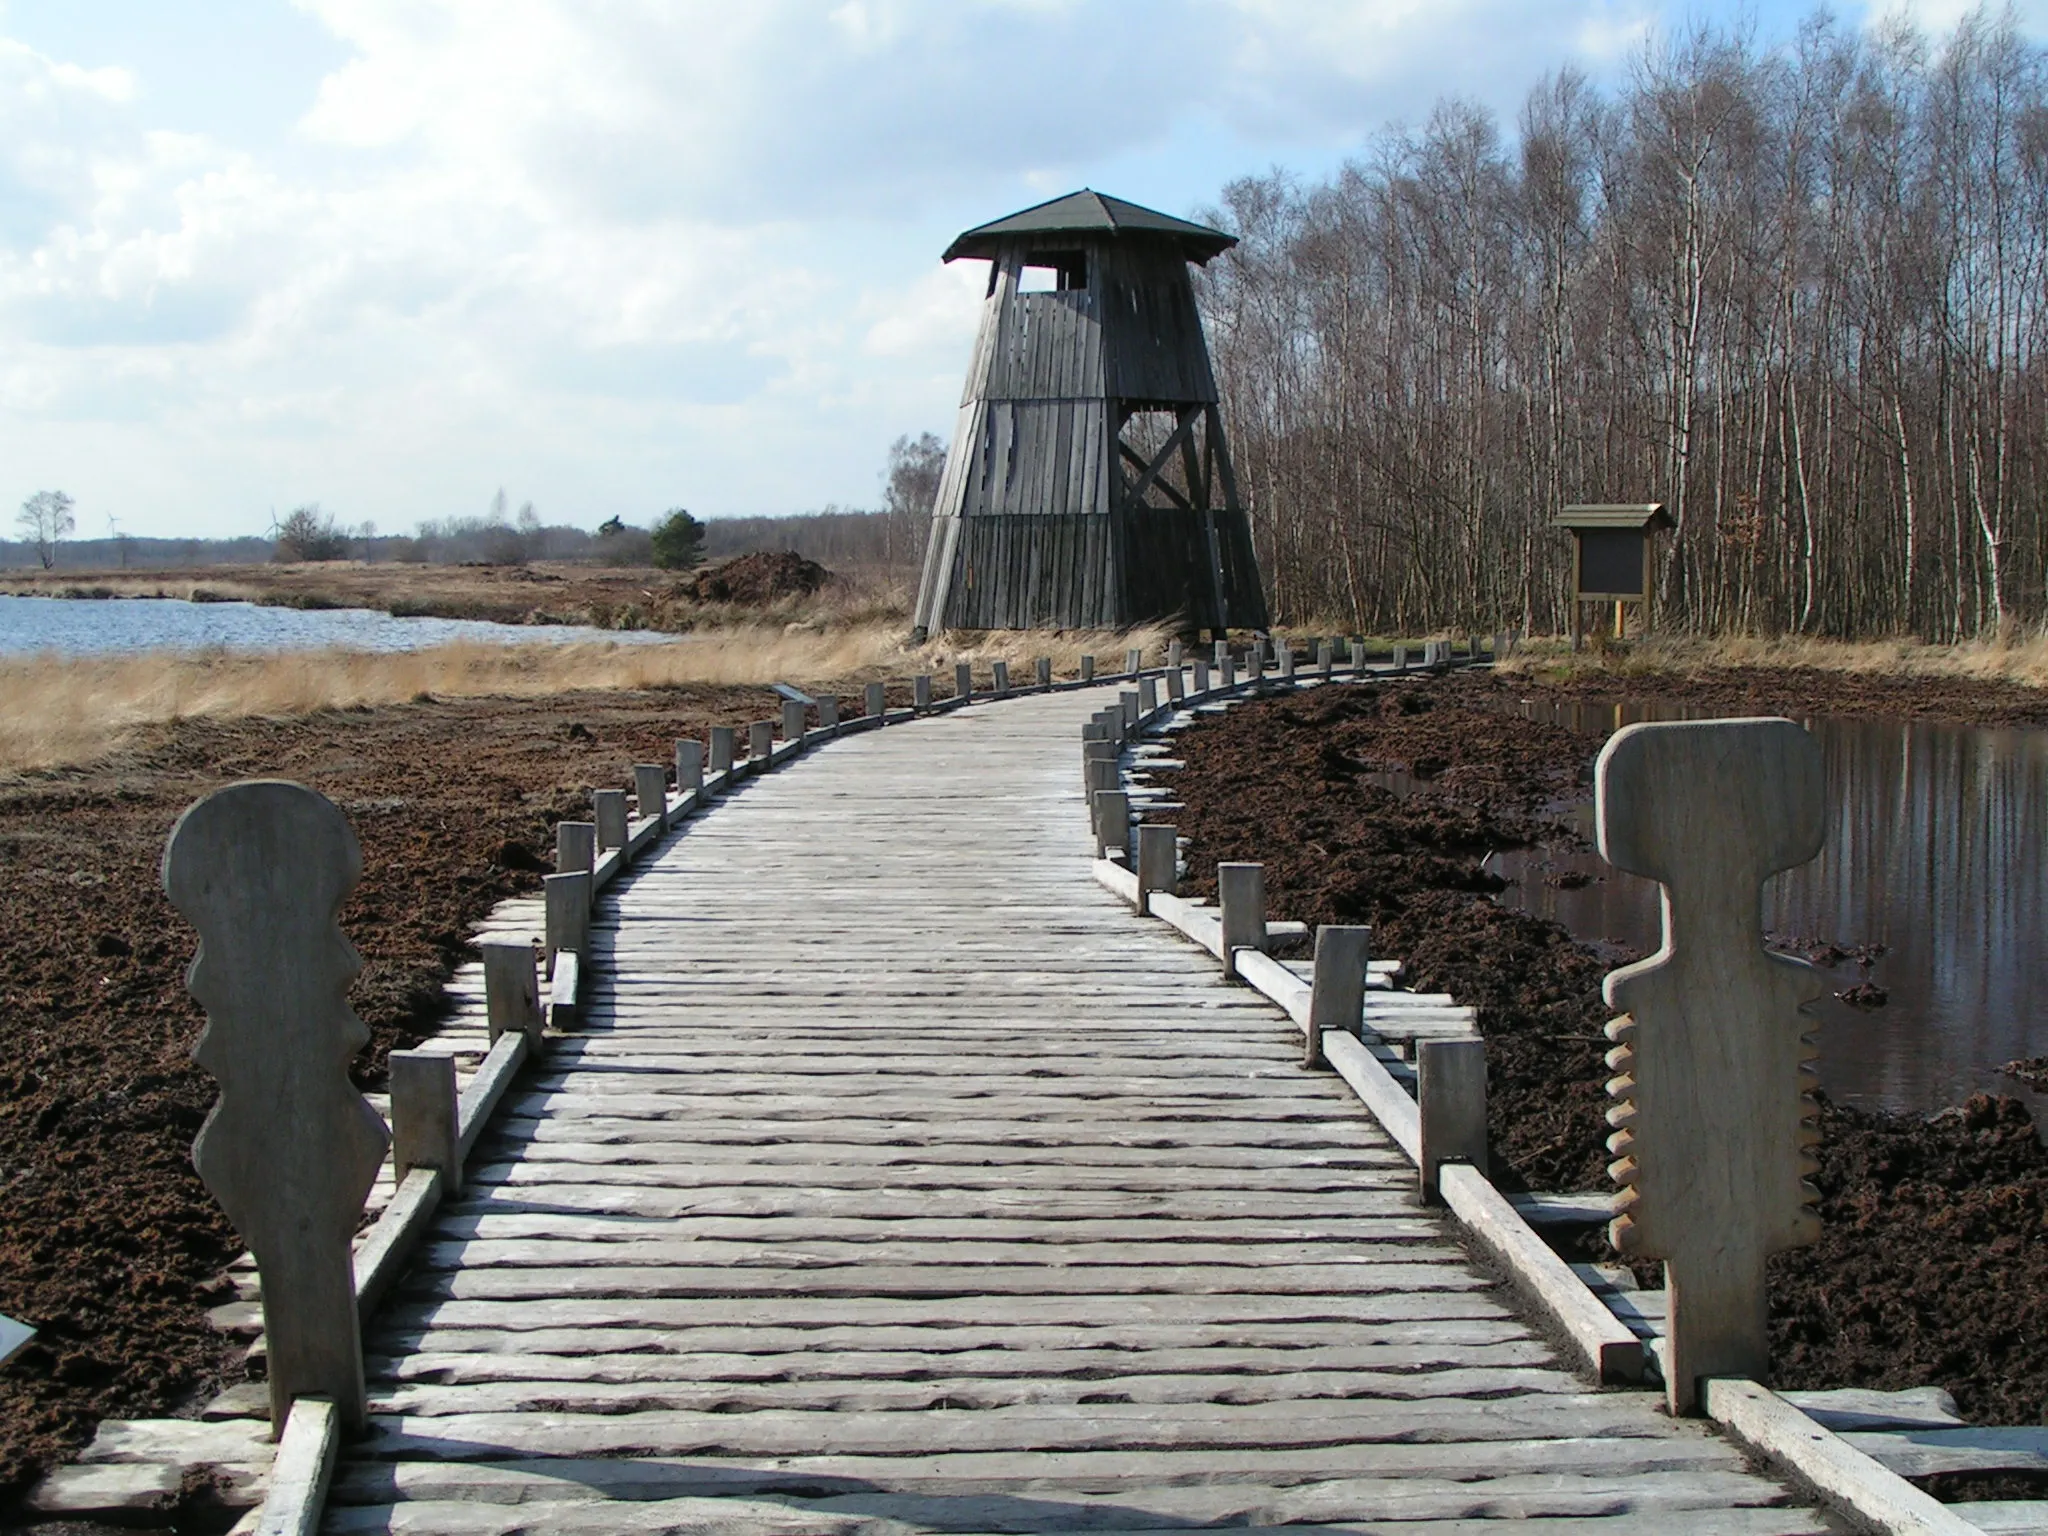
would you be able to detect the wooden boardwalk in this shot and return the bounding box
[330,689,1836,1534]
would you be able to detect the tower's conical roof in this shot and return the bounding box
[942,190,1237,265]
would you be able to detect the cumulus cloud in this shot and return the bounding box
[12,0,2005,537]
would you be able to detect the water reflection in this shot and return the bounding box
[0,594,678,655]
[1486,696,2048,1115]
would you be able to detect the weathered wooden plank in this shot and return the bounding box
[365,1339,1558,1386]
[353,1394,1688,1460]
[368,1316,1539,1360]
[326,1433,1752,1503]
[395,1261,1491,1303]
[376,1289,1523,1335]
[367,1363,1584,1417]
[403,1236,1467,1273]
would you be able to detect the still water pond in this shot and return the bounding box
[0,594,674,655]
[1485,696,2048,1116]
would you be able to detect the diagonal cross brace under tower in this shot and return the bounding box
[913,190,1269,638]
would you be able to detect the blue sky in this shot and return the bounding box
[0,0,2032,540]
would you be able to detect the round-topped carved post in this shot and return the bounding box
[162,781,389,1436]
[1596,719,1825,1414]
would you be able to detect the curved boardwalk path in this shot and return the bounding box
[331,688,1834,1534]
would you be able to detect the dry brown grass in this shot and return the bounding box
[0,621,1172,772]
[1498,631,2048,689]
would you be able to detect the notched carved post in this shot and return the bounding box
[162,781,387,1437]
[1596,718,1825,1414]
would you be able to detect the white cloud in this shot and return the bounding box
[0,0,1911,539]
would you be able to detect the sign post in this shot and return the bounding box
[1555,503,1671,650]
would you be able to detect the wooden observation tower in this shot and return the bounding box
[912,190,1268,638]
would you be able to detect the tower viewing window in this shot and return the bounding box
[1017,250,1088,293]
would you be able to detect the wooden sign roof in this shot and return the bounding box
[1555,503,1672,531]
[943,190,1238,265]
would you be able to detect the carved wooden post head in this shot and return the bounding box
[1595,719,1825,1412]
[162,781,390,1436]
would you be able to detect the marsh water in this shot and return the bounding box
[0,593,672,655]
[1480,695,2048,1115]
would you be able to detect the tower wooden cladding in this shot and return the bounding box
[913,191,1268,637]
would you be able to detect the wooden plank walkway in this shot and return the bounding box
[330,689,1837,1534]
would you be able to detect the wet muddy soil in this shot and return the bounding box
[1151,670,2048,1427]
[0,681,878,1505]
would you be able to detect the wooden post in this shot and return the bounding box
[1418,1037,1488,1203]
[1124,646,1143,677]
[1165,667,1184,703]
[818,696,839,729]
[388,1049,459,1194]
[749,720,774,761]
[1091,788,1129,860]
[1278,641,1295,681]
[1213,638,1228,671]
[781,699,807,742]
[1079,654,1095,683]
[1350,639,1366,671]
[554,820,595,879]
[1168,639,1183,669]
[634,765,667,827]
[1084,752,1117,799]
[1597,718,1826,1414]
[481,941,543,1046]
[708,726,735,775]
[1136,823,1177,913]
[913,675,932,710]
[543,871,590,978]
[1306,924,1370,1069]
[1192,659,1210,694]
[1219,655,1236,689]
[674,740,703,796]
[162,781,387,1435]
[1138,676,1158,715]
[1393,645,1408,671]
[1035,657,1051,687]
[954,661,973,700]
[1119,690,1139,726]
[592,790,628,854]
[1217,862,1266,979]
[864,682,886,718]
[992,660,1009,695]
[1318,640,1334,678]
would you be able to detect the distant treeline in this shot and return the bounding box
[1198,8,2048,639]
[5,438,947,582]
[0,535,275,571]
[0,518,907,574]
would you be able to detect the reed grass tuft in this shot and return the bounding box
[0,621,1171,772]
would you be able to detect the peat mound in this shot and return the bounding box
[1149,670,2048,1425]
[686,551,831,605]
